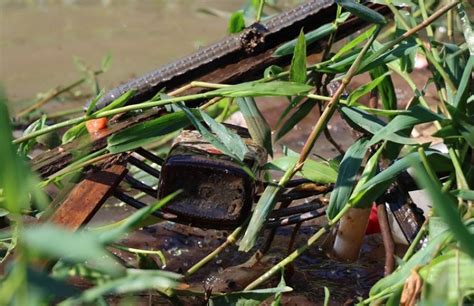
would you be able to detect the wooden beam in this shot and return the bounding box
[46,164,128,230]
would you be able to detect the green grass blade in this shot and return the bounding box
[239,166,294,252]
[212,81,312,97]
[86,89,105,115]
[333,25,377,61]
[236,97,273,156]
[368,104,445,146]
[347,71,390,106]
[107,111,191,154]
[22,224,124,276]
[200,110,249,160]
[276,100,316,140]
[265,156,337,184]
[98,192,180,244]
[75,269,180,303]
[228,10,246,34]
[289,29,307,84]
[336,0,387,24]
[369,230,451,296]
[450,189,474,200]
[273,23,336,57]
[327,138,369,219]
[410,159,474,258]
[369,64,397,111]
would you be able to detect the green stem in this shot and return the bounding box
[402,219,429,262]
[448,146,469,190]
[418,147,441,187]
[244,203,351,290]
[111,244,166,266]
[13,91,213,144]
[185,223,245,277]
[256,0,265,23]
[296,26,382,167]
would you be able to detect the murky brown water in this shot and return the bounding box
[1,0,244,111]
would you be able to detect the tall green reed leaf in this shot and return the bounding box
[456,3,474,55]
[419,250,474,304]
[410,159,474,258]
[369,64,397,111]
[369,230,451,298]
[86,89,105,116]
[72,269,180,303]
[200,110,249,160]
[451,189,474,200]
[289,30,307,84]
[347,71,390,106]
[350,142,385,209]
[236,97,273,156]
[107,111,191,154]
[445,103,474,148]
[368,104,445,146]
[212,81,312,97]
[453,55,473,109]
[327,138,369,219]
[239,165,294,252]
[22,224,124,276]
[349,151,452,206]
[336,0,387,24]
[228,10,246,34]
[332,25,377,61]
[273,23,335,57]
[265,156,337,184]
[0,95,46,213]
[98,192,179,244]
[178,105,248,162]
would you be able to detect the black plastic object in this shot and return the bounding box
[158,125,267,229]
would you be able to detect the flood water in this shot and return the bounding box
[2,1,435,304]
[1,0,244,110]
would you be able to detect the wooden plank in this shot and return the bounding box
[47,164,128,230]
[0,163,128,275]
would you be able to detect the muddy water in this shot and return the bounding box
[1,0,243,111]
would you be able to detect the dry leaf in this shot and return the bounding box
[400,268,423,306]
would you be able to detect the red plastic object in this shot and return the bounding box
[366,204,381,234]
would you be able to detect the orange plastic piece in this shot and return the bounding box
[85,118,108,134]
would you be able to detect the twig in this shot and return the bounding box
[185,223,245,278]
[287,222,302,254]
[15,70,103,118]
[377,203,395,275]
